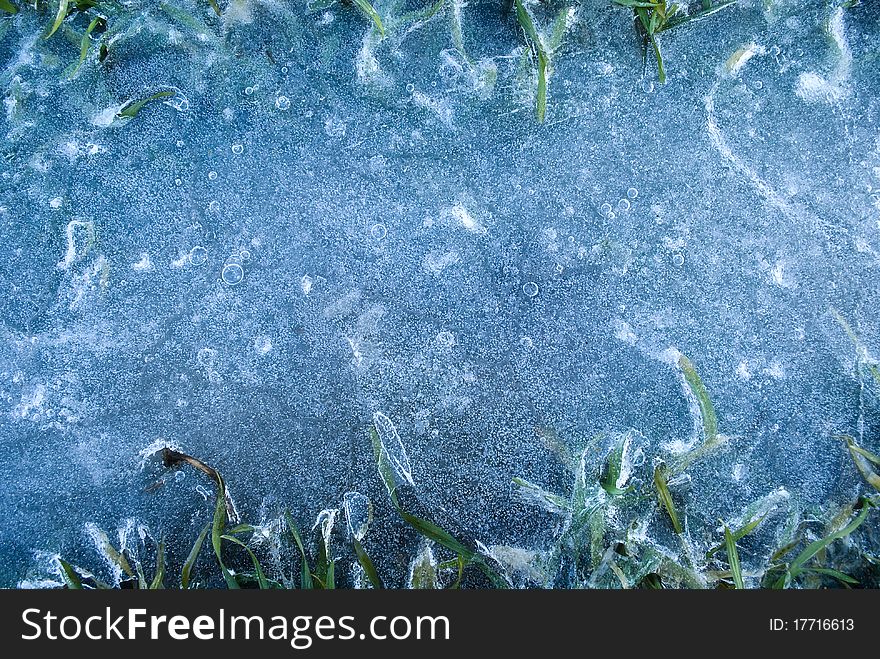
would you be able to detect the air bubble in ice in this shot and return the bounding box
[370,223,387,239]
[189,246,208,265]
[275,96,290,110]
[618,199,631,212]
[221,263,244,285]
[627,187,638,199]
[231,143,244,155]
[522,282,539,298]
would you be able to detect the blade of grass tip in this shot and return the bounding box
[0,0,19,14]
[679,355,717,442]
[149,540,165,589]
[71,16,103,77]
[723,525,744,589]
[326,560,336,589]
[653,462,682,533]
[117,90,175,119]
[547,6,573,54]
[221,535,269,589]
[600,435,632,496]
[45,0,69,39]
[352,0,385,36]
[211,476,239,589]
[841,435,880,492]
[514,0,542,51]
[352,536,383,588]
[58,558,83,589]
[284,511,313,589]
[92,526,135,579]
[788,498,874,580]
[181,523,210,589]
[208,0,221,16]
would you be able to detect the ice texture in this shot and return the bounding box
[1,0,880,586]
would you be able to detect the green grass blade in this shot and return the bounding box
[58,558,83,589]
[46,0,69,39]
[842,436,880,492]
[0,0,18,15]
[149,540,165,590]
[653,462,682,534]
[600,434,633,496]
[788,499,874,580]
[679,355,716,442]
[284,511,313,589]
[352,536,383,589]
[724,525,744,589]
[547,6,573,53]
[514,0,542,51]
[181,523,210,589]
[803,567,858,586]
[221,535,269,589]
[536,50,548,123]
[207,0,221,16]
[117,90,175,119]
[351,0,384,36]
[706,513,765,559]
[70,16,103,78]
[211,476,239,589]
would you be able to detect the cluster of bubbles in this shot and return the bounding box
[599,187,639,220]
[221,247,252,286]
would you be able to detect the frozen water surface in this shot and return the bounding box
[1,0,880,587]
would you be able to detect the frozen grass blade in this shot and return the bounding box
[58,558,83,589]
[600,434,632,496]
[723,525,743,589]
[46,0,69,39]
[371,425,507,587]
[0,0,18,14]
[653,462,682,534]
[211,475,239,589]
[117,90,175,119]
[679,355,718,442]
[352,0,385,37]
[221,534,269,589]
[149,540,165,589]
[512,477,571,514]
[352,536,383,588]
[207,0,221,16]
[91,526,134,579]
[181,523,210,589]
[840,435,880,492]
[781,497,875,586]
[70,16,103,78]
[284,511,313,589]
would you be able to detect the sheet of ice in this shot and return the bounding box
[1,0,879,586]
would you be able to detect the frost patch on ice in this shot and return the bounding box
[795,8,852,104]
[91,103,126,127]
[13,383,46,420]
[612,318,637,345]
[423,250,460,274]
[131,253,153,272]
[57,220,96,271]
